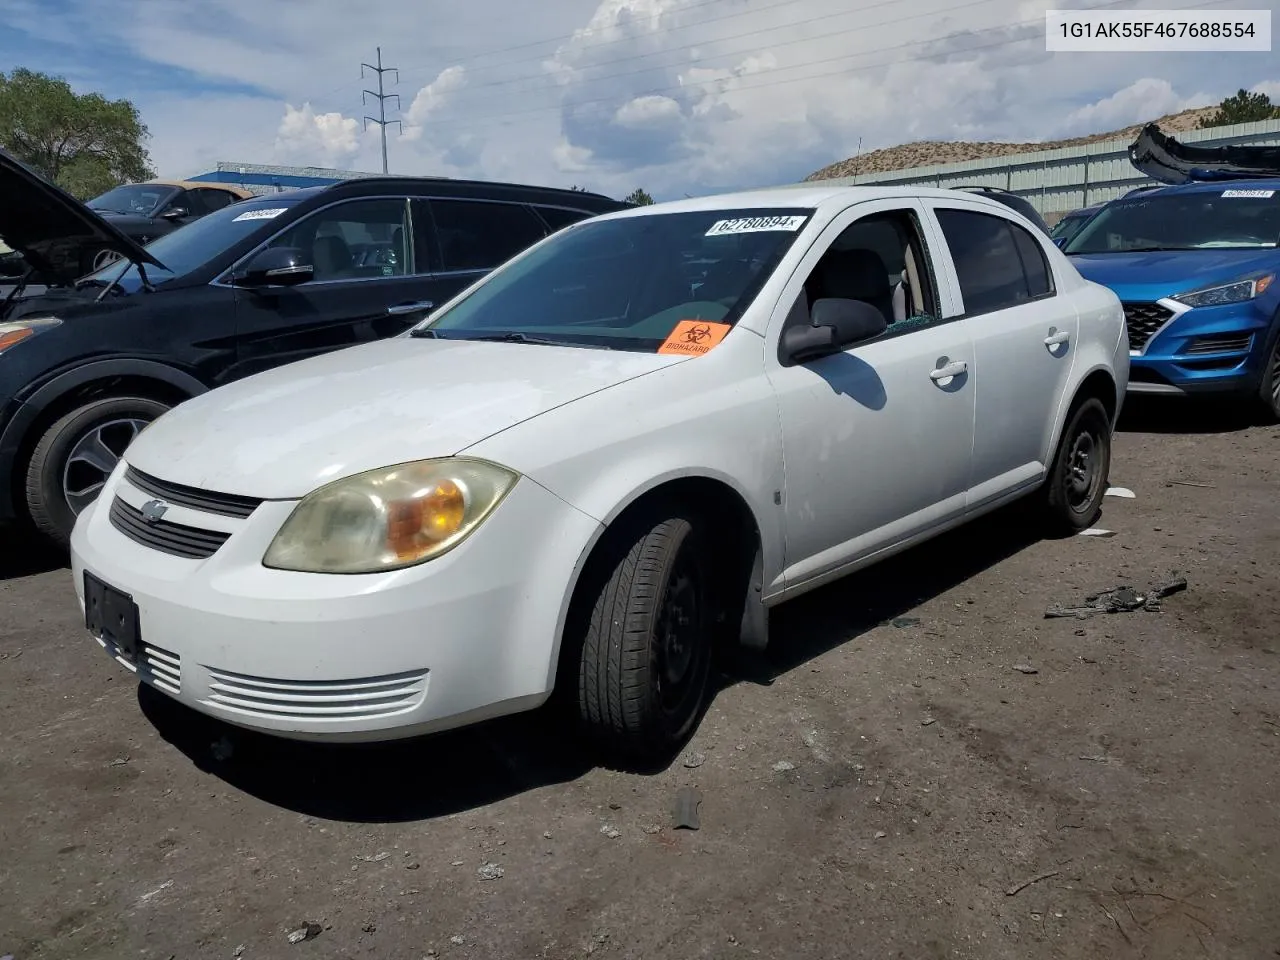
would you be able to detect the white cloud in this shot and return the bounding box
[18,0,1280,200]
[1252,80,1280,101]
[274,103,362,167]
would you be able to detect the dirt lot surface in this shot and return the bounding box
[2,400,1278,960]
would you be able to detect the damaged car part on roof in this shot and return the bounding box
[1129,123,1280,186]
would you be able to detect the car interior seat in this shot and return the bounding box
[312,235,353,281]
[814,248,895,323]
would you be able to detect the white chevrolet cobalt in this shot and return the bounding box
[71,186,1128,762]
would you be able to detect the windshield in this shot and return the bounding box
[419,207,814,352]
[1065,189,1280,254]
[1050,211,1092,243]
[87,183,175,216]
[86,196,305,291]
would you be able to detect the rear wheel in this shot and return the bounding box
[1040,396,1112,534]
[571,509,715,763]
[24,396,169,549]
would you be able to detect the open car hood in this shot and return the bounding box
[1129,124,1280,185]
[0,148,164,286]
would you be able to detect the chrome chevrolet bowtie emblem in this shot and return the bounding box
[140,499,169,523]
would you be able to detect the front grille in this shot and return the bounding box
[125,466,263,519]
[1184,333,1253,356]
[1122,302,1174,351]
[205,667,428,721]
[109,496,230,560]
[96,636,182,696]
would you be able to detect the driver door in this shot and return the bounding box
[765,199,976,591]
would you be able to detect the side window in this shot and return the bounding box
[791,208,940,337]
[1010,221,1054,298]
[265,198,413,282]
[430,199,547,272]
[170,189,206,217]
[936,208,1048,316]
[535,205,591,232]
[199,189,235,213]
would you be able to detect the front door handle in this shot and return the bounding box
[387,300,435,316]
[1044,328,1071,347]
[930,360,968,381]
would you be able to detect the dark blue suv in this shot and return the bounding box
[1065,179,1280,419]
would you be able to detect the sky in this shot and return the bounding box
[1,0,1277,202]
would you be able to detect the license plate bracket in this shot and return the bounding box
[84,571,141,662]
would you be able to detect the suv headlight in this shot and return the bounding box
[1172,273,1274,308]
[0,317,61,354]
[263,457,519,574]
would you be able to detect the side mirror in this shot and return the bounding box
[780,297,887,365]
[161,206,189,221]
[232,246,314,288]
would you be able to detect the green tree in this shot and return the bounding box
[624,187,654,205]
[1199,88,1280,128]
[0,68,155,199]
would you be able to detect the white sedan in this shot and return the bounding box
[70,185,1127,762]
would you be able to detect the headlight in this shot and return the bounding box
[263,458,519,574]
[1172,273,1274,308]
[0,317,61,354]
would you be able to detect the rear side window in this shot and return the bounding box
[430,199,547,272]
[535,205,592,232]
[936,208,1054,316]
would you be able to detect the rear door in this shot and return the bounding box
[227,196,437,380]
[925,201,1078,507]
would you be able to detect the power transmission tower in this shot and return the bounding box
[362,46,401,174]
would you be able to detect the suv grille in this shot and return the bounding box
[1184,333,1252,356]
[109,497,230,560]
[1122,302,1174,351]
[125,466,263,519]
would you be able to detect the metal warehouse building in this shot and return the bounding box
[186,161,380,195]
[796,117,1280,223]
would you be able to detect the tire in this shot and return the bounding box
[1255,329,1280,424]
[572,509,715,763]
[24,396,170,549]
[1041,396,1112,535]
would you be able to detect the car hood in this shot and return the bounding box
[1069,248,1279,301]
[123,336,688,499]
[0,149,163,286]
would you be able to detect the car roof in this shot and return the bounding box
[312,176,626,209]
[146,179,255,198]
[1122,178,1280,197]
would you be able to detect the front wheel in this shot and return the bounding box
[23,396,170,549]
[1040,396,1112,534]
[1256,330,1280,424]
[571,510,715,764]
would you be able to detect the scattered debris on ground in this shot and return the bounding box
[286,922,322,944]
[771,760,796,772]
[478,862,505,881]
[599,825,621,840]
[890,616,922,628]
[681,750,706,769]
[672,787,703,830]
[1105,486,1136,499]
[1045,576,1188,618]
[1012,664,1039,674]
[1078,527,1117,538]
[1007,870,1060,896]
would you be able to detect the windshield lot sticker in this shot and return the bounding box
[705,215,806,237]
[232,207,289,222]
[1221,189,1275,198]
[658,320,732,356]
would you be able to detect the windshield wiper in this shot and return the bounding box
[453,331,614,349]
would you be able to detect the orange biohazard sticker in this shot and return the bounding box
[657,320,731,357]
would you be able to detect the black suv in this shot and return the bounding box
[0,150,627,547]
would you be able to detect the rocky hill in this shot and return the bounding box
[805,105,1217,181]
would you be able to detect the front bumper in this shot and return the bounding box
[1126,297,1274,396]
[70,462,602,742]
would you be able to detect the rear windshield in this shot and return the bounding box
[87,196,306,291]
[418,207,814,352]
[1065,188,1280,253]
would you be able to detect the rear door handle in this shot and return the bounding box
[1044,329,1071,347]
[387,300,435,316]
[930,360,968,381]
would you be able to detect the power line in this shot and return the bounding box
[362,46,402,174]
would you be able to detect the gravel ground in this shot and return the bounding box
[2,398,1277,960]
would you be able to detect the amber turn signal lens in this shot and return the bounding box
[0,329,34,351]
[386,480,467,559]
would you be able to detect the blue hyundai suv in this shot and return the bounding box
[1065,179,1280,419]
